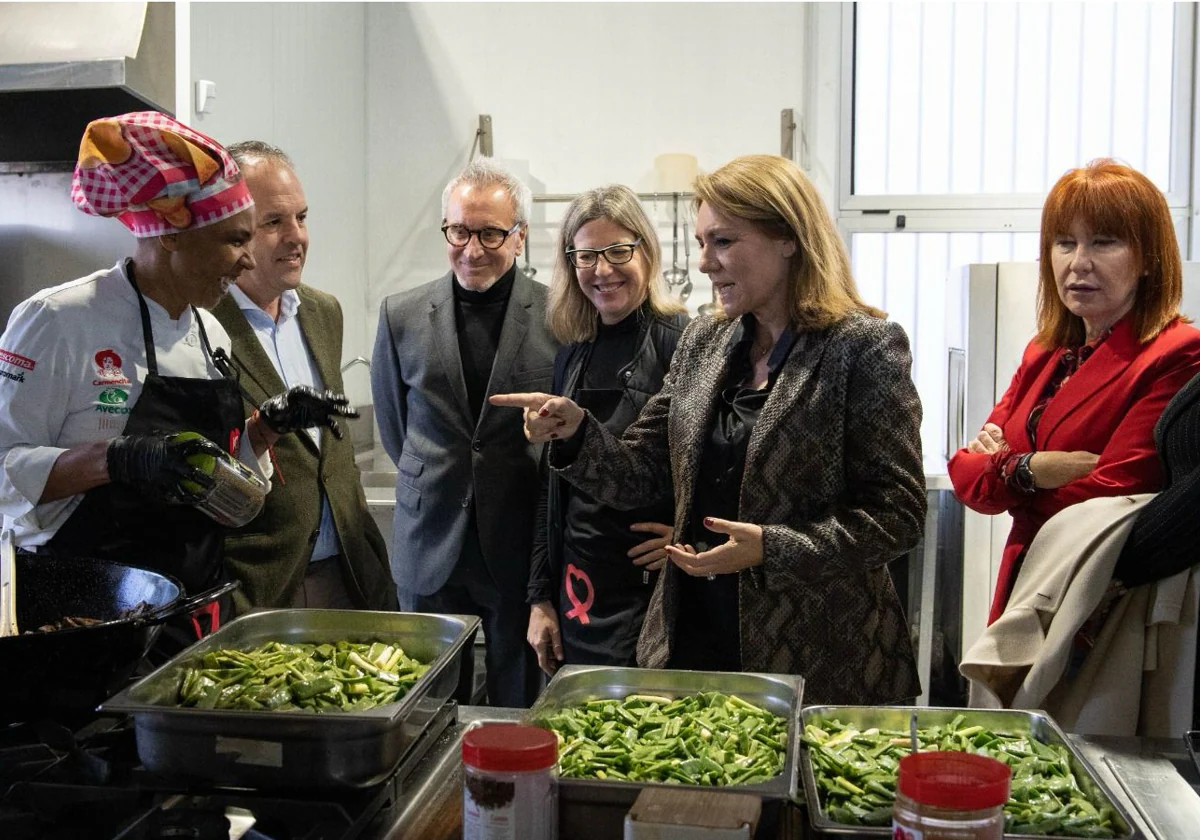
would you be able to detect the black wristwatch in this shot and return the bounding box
[1013,453,1037,494]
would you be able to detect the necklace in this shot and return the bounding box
[751,341,772,363]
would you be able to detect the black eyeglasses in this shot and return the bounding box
[441,222,522,249]
[565,239,643,269]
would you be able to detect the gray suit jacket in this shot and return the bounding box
[211,285,395,613]
[557,311,924,705]
[372,270,558,598]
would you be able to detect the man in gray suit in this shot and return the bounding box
[372,158,557,707]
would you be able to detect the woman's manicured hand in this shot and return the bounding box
[489,392,586,442]
[666,517,764,578]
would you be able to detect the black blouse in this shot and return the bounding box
[669,318,799,671]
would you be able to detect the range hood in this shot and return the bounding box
[0,2,175,172]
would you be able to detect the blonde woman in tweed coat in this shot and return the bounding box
[493,155,924,704]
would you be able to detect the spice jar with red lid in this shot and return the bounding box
[462,723,558,840]
[892,751,1011,840]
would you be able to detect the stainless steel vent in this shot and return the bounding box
[0,2,175,172]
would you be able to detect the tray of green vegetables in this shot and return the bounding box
[174,639,430,712]
[799,706,1135,839]
[526,665,803,808]
[102,609,480,788]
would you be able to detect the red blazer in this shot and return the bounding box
[949,317,1200,623]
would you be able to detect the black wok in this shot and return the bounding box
[0,554,236,721]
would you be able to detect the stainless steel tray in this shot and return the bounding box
[526,665,803,803]
[799,705,1136,839]
[102,609,480,788]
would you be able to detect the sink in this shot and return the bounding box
[344,404,375,456]
[361,470,398,488]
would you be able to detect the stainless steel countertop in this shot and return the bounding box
[1069,735,1200,840]
[373,705,521,840]
[370,709,1200,840]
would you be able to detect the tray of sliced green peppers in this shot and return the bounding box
[173,638,431,712]
[102,609,480,788]
[798,706,1135,839]
[526,666,803,840]
[527,666,803,800]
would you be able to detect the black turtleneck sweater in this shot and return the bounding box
[453,263,516,420]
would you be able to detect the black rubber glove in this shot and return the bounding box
[106,432,222,504]
[258,385,358,440]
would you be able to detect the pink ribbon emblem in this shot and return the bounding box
[563,563,595,625]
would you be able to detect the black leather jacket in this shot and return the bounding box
[528,307,688,604]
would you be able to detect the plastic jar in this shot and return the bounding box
[462,723,558,840]
[892,751,1011,840]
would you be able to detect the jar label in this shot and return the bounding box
[463,772,556,840]
[892,824,923,840]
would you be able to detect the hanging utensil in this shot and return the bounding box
[678,220,693,302]
[662,193,686,289]
[1,527,17,636]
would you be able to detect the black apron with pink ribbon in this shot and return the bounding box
[46,265,244,638]
[557,385,659,666]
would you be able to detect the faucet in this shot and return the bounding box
[340,356,371,374]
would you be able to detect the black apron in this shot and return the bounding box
[46,264,245,636]
[556,376,658,666]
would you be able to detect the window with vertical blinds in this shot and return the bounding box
[851,231,1040,463]
[852,2,1178,199]
[843,2,1190,462]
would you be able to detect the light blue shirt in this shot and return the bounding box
[229,284,339,562]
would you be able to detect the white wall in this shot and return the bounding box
[808,3,845,220]
[365,2,810,327]
[189,2,373,401]
[185,2,817,378]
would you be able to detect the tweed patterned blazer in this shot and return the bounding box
[555,311,925,704]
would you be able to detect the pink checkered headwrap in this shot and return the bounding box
[71,111,253,238]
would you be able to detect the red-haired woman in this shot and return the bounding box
[950,159,1200,623]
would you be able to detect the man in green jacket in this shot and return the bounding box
[212,141,395,612]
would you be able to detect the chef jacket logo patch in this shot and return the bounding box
[0,347,33,383]
[95,388,131,414]
[93,348,130,385]
[0,348,35,371]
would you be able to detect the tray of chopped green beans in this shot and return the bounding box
[102,609,480,788]
[799,706,1135,839]
[525,665,802,838]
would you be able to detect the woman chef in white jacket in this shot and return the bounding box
[0,112,354,637]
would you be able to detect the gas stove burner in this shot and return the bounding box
[2,703,460,840]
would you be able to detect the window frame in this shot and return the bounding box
[837,3,1197,219]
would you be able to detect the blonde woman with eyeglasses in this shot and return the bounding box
[526,184,688,676]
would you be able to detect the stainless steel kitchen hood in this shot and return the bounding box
[0,2,175,172]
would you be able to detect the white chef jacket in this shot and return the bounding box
[0,261,271,546]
